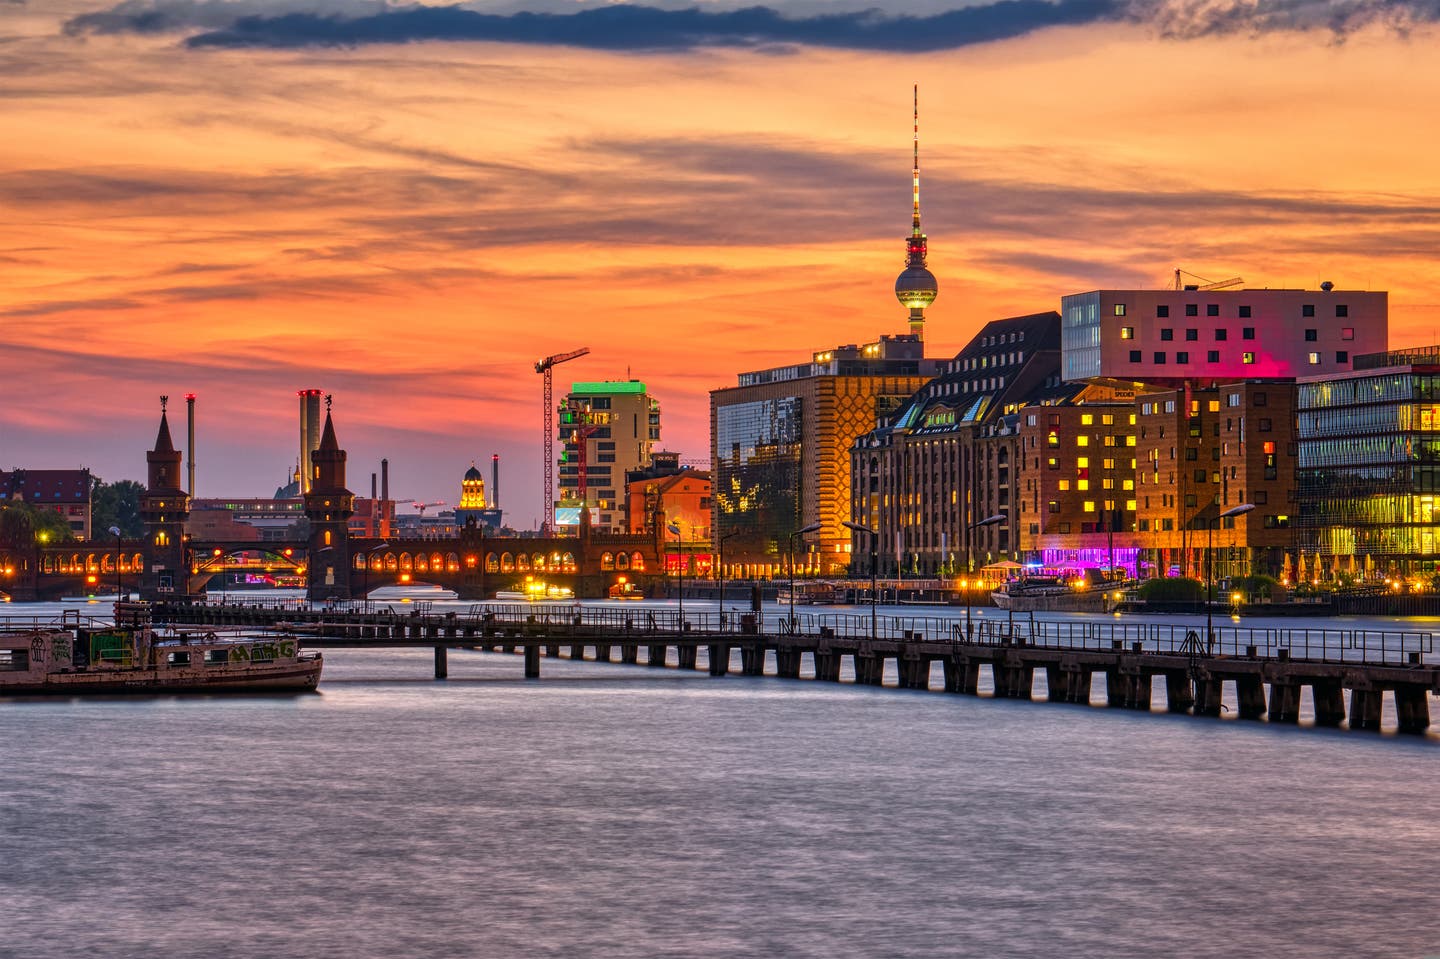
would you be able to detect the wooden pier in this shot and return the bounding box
[149,600,1439,734]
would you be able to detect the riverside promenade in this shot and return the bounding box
[150,599,1439,733]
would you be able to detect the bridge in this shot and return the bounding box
[150,599,1439,734]
[0,400,665,602]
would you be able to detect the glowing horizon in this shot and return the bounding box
[5,4,1440,527]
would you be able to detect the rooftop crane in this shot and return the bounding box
[1173,269,1244,292]
[535,347,590,532]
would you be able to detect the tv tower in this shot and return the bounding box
[894,84,938,339]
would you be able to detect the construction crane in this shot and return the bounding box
[535,347,590,533]
[1173,269,1244,292]
[392,498,446,516]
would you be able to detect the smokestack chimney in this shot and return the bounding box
[371,472,377,500]
[381,458,389,501]
[492,453,500,510]
[185,393,196,497]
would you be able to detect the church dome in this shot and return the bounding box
[464,463,483,482]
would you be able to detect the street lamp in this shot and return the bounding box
[667,523,685,631]
[109,526,122,602]
[787,522,823,633]
[716,529,740,631]
[966,514,1006,641]
[1207,503,1254,650]
[843,520,878,644]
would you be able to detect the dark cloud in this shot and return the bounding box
[61,0,1440,51]
[66,1,1128,51]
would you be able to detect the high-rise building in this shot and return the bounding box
[1060,286,1387,386]
[1297,347,1440,580]
[557,380,660,532]
[717,336,944,576]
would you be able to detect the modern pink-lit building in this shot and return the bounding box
[1060,285,1387,386]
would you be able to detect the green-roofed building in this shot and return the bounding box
[558,380,661,532]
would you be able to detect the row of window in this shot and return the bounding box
[1128,351,1345,366]
[1119,326,1355,342]
[1115,304,1351,319]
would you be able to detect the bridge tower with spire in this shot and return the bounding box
[304,396,355,600]
[140,396,192,599]
[894,83,939,340]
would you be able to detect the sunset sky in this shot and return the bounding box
[5,0,1440,527]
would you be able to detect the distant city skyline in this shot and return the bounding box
[5,1,1440,525]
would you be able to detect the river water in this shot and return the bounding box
[2,594,1438,958]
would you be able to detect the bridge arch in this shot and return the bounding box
[601,552,614,570]
[631,551,646,571]
[561,552,576,572]
[500,552,514,573]
[446,552,460,572]
[485,552,498,573]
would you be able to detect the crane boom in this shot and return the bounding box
[535,346,591,533]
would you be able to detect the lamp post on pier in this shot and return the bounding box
[667,523,685,631]
[716,529,740,631]
[966,514,1006,641]
[1207,503,1254,650]
[843,520,878,644]
[787,522,823,633]
[109,526,123,602]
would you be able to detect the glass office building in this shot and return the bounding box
[1297,348,1440,577]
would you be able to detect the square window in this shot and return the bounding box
[1304,329,1317,341]
[1239,305,1252,318]
[1308,352,1320,364]
[1242,327,1255,340]
[1185,328,1198,341]
[1160,328,1174,341]
[1185,304,1198,317]
[1254,392,1267,406]
[1157,304,1170,318]
[1129,350,1141,362]
[1120,326,1134,339]
[1153,352,1167,364]
[1207,304,1219,317]
[1342,327,1354,341]
[1258,418,1272,431]
[1242,352,1255,364]
[1215,329,1228,341]
[1207,350,1220,362]
[1114,304,1127,316]
[1302,304,1315,317]
[1176,351,1189,363]
[1336,304,1348,317]
[1337,351,1349,363]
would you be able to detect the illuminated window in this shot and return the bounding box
[1243,352,1256,364]
[1081,414,1094,425]
[1208,400,1220,412]
[1058,480,1070,491]
[1342,327,1354,340]
[1308,352,1321,365]
[1077,480,1090,491]
[1102,414,1114,425]
[1083,501,1096,512]
[1077,457,1090,468]
[1263,441,1276,454]
[1115,304,1127,316]
[1120,327,1134,339]
[1076,436,1089,447]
